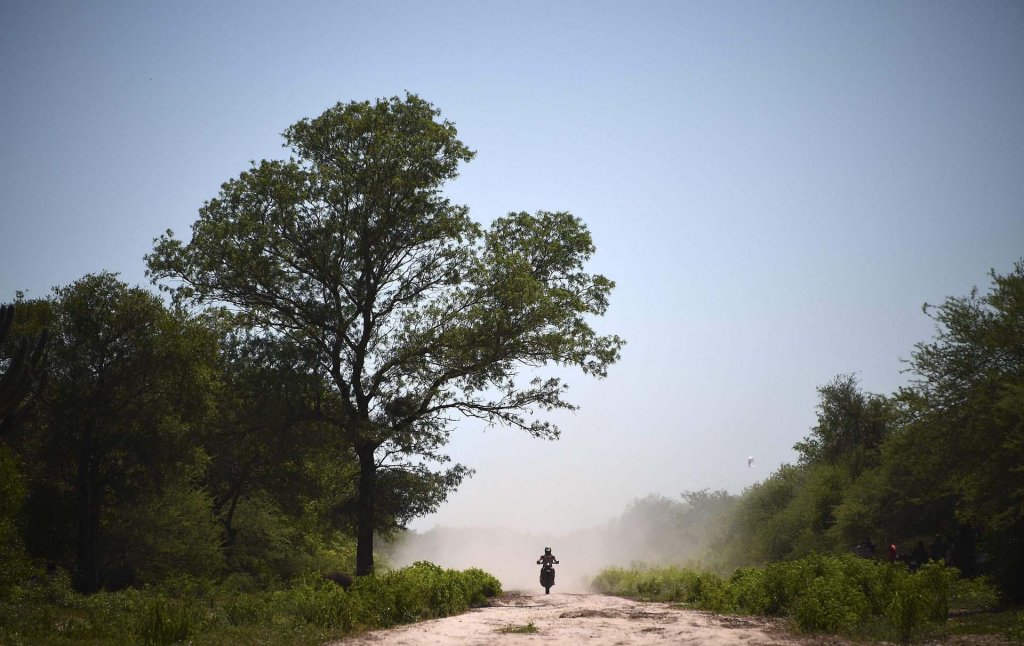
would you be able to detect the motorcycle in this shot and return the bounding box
[538,559,559,594]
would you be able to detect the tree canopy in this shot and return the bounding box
[5,273,221,591]
[146,93,623,574]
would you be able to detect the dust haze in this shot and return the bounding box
[384,493,731,592]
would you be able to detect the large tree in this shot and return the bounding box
[147,93,623,575]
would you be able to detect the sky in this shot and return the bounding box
[2,1,1023,535]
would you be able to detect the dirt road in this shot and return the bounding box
[333,592,835,645]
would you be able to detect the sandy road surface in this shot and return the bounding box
[332,592,841,645]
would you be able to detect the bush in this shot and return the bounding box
[592,553,967,641]
[276,578,356,630]
[588,564,729,608]
[726,567,771,614]
[222,593,266,627]
[460,567,502,605]
[0,562,502,644]
[135,596,202,645]
[792,574,870,633]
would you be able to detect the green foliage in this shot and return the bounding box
[498,622,538,633]
[134,596,202,645]
[220,493,308,583]
[881,562,950,642]
[949,575,1000,610]
[5,275,361,592]
[0,303,48,436]
[794,374,892,469]
[0,562,501,644]
[7,273,222,592]
[1007,610,1024,641]
[147,93,623,575]
[591,565,727,608]
[720,464,803,564]
[792,573,869,634]
[459,567,503,605]
[201,327,359,558]
[890,261,1024,596]
[0,446,34,601]
[276,577,358,630]
[108,482,226,586]
[718,380,890,570]
[946,607,1024,641]
[593,554,968,641]
[692,261,1024,609]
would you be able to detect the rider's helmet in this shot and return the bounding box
[544,547,552,555]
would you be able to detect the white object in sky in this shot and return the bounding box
[747,456,755,468]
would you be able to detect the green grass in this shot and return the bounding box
[948,607,1024,642]
[498,621,538,634]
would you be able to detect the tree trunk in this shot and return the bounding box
[355,445,377,576]
[221,492,240,548]
[75,439,100,593]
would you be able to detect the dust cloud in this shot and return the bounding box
[383,493,733,592]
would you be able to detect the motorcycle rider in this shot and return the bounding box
[537,547,559,591]
[537,546,559,567]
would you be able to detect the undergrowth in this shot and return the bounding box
[592,553,999,643]
[0,562,501,645]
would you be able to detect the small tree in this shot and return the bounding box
[147,94,623,575]
[794,374,891,469]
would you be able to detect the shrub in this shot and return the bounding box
[275,577,356,630]
[348,572,399,628]
[135,596,202,645]
[593,553,967,641]
[726,567,771,614]
[759,559,808,615]
[0,562,502,644]
[222,593,267,627]
[792,574,870,633]
[459,567,502,606]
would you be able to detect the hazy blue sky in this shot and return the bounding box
[2,1,1022,533]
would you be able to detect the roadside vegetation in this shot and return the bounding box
[497,622,538,634]
[594,260,1024,643]
[593,555,1009,642]
[0,561,501,645]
